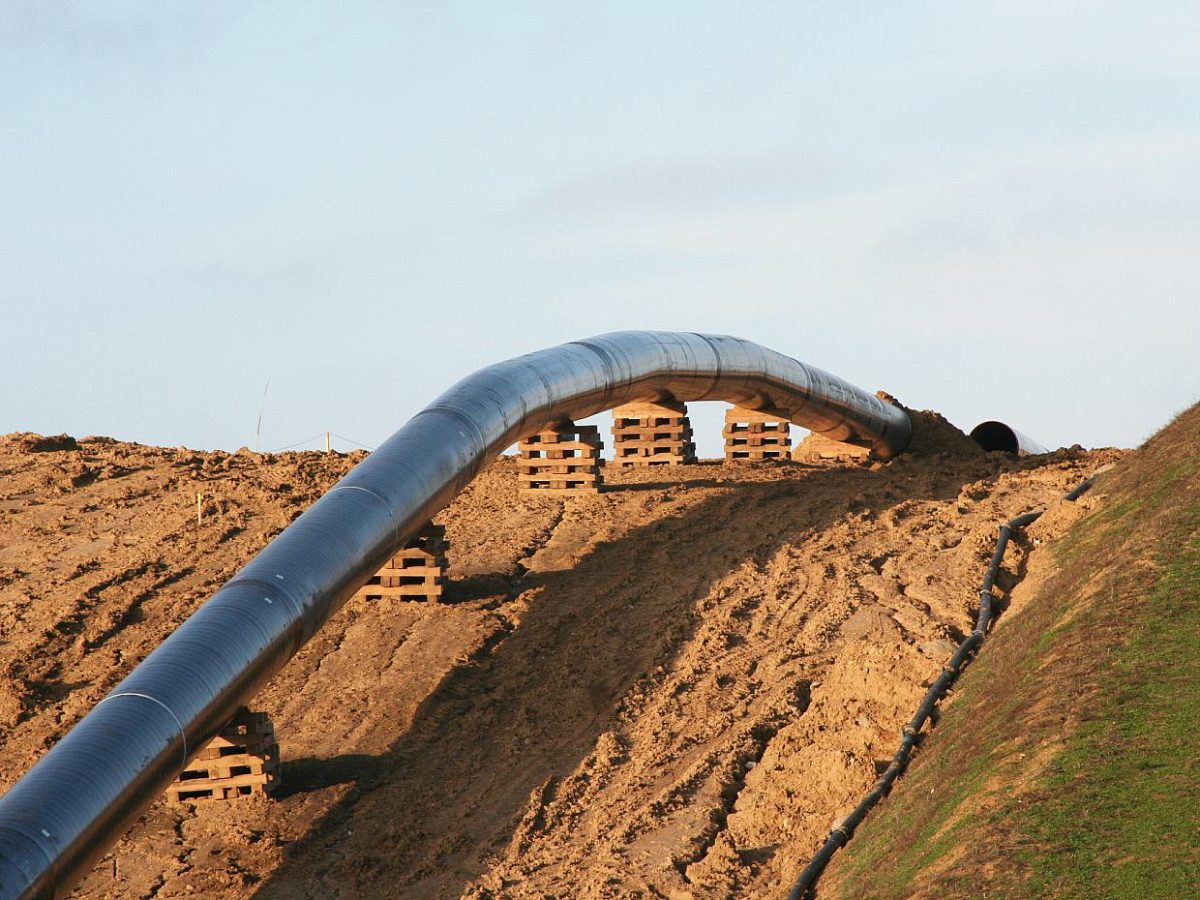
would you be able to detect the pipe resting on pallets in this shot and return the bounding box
[0,331,909,899]
[786,473,1102,899]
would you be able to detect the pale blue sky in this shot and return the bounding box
[3,2,1198,455]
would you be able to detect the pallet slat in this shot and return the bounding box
[521,485,601,495]
[726,435,789,447]
[612,426,690,439]
[179,752,276,782]
[517,439,603,453]
[515,457,601,470]
[166,770,279,803]
[729,449,787,460]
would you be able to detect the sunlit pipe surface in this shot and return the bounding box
[969,420,1048,455]
[0,331,911,899]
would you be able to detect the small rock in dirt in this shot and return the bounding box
[0,683,26,728]
[839,606,901,642]
[918,639,957,658]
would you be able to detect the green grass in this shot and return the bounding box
[1013,509,1200,898]
[1051,496,1141,567]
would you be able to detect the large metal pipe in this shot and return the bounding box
[969,420,1048,455]
[0,331,910,898]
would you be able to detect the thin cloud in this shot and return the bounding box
[517,146,886,219]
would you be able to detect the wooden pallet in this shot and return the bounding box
[793,432,873,465]
[166,708,280,803]
[519,423,604,493]
[727,447,789,461]
[725,433,789,447]
[612,424,690,438]
[724,406,791,461]
[610,401,697,467]
[167,771,279,802]
[357,524,448,602]
[611,399,687,426]
[612,448,694,457]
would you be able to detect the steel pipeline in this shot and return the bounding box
[0,331,910,899]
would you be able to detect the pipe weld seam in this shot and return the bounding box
[409,404,489,460]
[96,692,187,768]
[328,485,402,553]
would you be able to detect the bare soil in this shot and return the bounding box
[0,421,1122,899]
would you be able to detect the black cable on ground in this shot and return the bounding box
[786,474,1101,899]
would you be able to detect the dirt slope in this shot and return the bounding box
[0,423,1120,899]
[823,404,1200,898]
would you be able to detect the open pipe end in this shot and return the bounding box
[970,421,1049,456]
[970,421,1020,453]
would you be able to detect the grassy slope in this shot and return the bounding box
[824,405,1200,899]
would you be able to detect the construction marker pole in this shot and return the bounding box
[326,431,331,453]
[196,492,203,526]
[786,474,1101,899]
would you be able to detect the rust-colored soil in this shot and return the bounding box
[0,424,1122,899]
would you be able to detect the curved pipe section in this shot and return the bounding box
[970,420,1048,455]
[0,331,910,899]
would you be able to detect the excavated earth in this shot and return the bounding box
[0,419,1122,899]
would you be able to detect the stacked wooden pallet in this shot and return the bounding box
[166,708,279,802]
[610,400,697,467]
[723,406,791,461]
[517,422,604,494]
[356,524,448,603]
[793,432,873,465]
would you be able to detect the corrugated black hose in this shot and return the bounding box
[786,477,1098,899]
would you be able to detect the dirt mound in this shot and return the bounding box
[876,393,984,459]
[0,433,1121,898]
[4,432,81,453]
